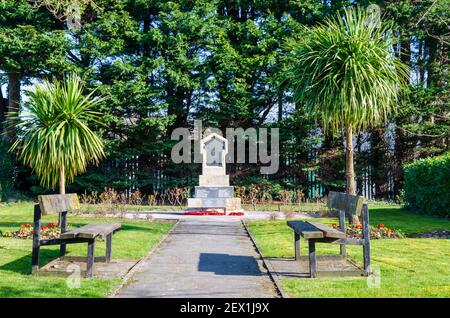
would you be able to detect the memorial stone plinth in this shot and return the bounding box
[187,133,243,213]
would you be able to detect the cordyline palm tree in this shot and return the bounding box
[9,74,105,194]
[285,7,408,223]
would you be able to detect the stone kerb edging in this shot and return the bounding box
[241,220,288,298]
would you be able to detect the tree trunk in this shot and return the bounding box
[4,72,21,143]
[59,166,66,194]
[0,86,6,134]
[345,124,359,224]
[278,89,283,122]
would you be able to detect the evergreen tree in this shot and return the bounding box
[0,0,68,141]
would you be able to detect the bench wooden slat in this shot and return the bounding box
[38,194,79,215]
[327,191,364,216]
[306,221,347,239]
[287,221,323,239]
[60,222,121,239]
[77,223,121,239]
[331,238,364,245]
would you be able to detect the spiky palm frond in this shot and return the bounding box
[285,7,409,133]
[9,74,105,189]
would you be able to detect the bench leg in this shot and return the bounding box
[86,240,95,277]
[31,244,40,273]
[362,204,371,275]
[59,212,67,257]
[294,232,300,260]
[31,204,41,273]
[308,240,317,278]
[339,210,346,258]
[60,243,67,258]
[105,234,112,262]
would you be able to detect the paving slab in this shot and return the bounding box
[36,256,138,279]
[268,256,365,278]
[115,218,278,298]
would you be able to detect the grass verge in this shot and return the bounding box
[246,205,450,297]
[0,202,173,297]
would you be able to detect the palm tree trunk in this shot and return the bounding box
[58,166,66,227]
[345,124,359,224]
[59,166,65,194]
[345,124,356,195]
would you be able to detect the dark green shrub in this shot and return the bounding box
[404,153,450,217]
[0,143,16,201]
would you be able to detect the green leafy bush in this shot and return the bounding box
[404,153,450,217]
[0,143,16,201]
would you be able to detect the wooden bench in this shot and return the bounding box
[31,194,121,277]
[287,191,370,278]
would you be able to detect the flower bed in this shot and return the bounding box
[1,222,65,240]
[332,223,403,239]
[183,211,245,216]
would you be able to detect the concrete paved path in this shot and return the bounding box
[115,218,278,298]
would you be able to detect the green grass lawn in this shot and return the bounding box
[0,202,174,298]
[246,205,450,297]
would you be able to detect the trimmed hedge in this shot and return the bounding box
[404,153,450,217]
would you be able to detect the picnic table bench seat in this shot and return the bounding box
[287,191,371,278]
[287,220,347,240]
[31,194,121,277]
[60,222,121,239]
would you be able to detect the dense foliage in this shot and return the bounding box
[0,0,448,202]
[404,153,450,217]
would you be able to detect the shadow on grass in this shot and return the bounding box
[0,286,33,298]
[0,222,28,230]
[0,249,60,275]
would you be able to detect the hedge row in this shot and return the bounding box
[404,153,450,217]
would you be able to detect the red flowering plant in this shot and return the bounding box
[332,222,402,239]
[2,222,67,240]
[346,222,403,239]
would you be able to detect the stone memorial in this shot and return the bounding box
[187,133,243,214]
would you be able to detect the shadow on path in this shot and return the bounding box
[198,253,262,276]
